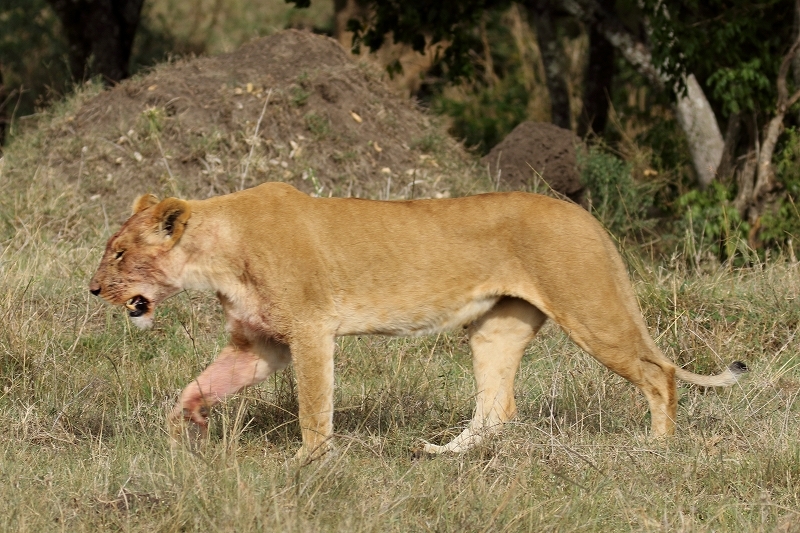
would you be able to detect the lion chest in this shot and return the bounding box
[218,291,287,342]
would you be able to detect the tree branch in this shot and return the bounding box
[559,0,662,88]
[753,29,800,209]
[777,33,800,109]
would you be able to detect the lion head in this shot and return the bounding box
[89,194,192,328]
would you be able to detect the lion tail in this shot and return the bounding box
[674,361,749,387]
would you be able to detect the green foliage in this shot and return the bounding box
[290,85,310,107]
[433,76,528,154]
[636,118,692,173]
[137,106,166,139]
[707,58,773,116]
[333,0,513,81]
[677,182,749,263]
[775,127,800,203]
[428,7,533,154]
[642,0,790,116]
[578,146,654,238]
[761,127,800,254]
[674,128,800,262]
[0,0,71,128]
[761,199,800,257]
[290,73,311,106]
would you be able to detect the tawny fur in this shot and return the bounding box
[89,182,746,459]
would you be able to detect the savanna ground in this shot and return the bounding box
[1,31,799,533]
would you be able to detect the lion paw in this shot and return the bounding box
[167,404,210,450]
[293,439,336,466]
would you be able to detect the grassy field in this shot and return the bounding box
[2,93,799,533]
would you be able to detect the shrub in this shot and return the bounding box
[761,127,800,258]
[676,182,750,265]
[433,76,530,154]
[578,145,655,239]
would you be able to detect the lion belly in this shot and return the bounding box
[335,295,501,337]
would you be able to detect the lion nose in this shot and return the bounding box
[89,282,101,296]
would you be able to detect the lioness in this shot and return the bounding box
[89,182,746,459]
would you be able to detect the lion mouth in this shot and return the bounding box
[125,295,150,317]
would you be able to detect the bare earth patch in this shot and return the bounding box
[40,30,481,223]
[482,121,583,202]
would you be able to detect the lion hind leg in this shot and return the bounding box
[170,339,291,439]
[639,358,677,436]
[568,326,678,437]
[424,297,546,454]
[608,346,678,437]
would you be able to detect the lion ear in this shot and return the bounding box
[132,194,159,215]
[151,198,192,244]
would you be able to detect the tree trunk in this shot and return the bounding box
[794,0,800,121]
[559,0,724,186]
[755,115,785,202]
[527,0,572,130]
[733,114,758,218]
[673,74,725,188]
[46,0,145,83]
[0,68,5,146]
[578,1,614,137]
[734,154,758,218]
[716,112,741,182]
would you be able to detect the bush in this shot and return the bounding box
[427,6,549,155]
[673,128,800,265]
[578,145,655,239]
[433,75,529,155]
[676,182,750,265]
[761,127,800,258]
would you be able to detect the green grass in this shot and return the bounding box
[1,83,799,533]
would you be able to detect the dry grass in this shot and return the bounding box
[1,82,799,533]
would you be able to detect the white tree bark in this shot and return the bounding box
[674,74,724,188]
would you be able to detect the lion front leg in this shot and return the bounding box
[290,334,336,462]
[170,339,291,442]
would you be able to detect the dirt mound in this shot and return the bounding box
[481,121,583,203]
[40,30,479,223]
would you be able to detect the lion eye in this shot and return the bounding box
[114,250,125,260]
